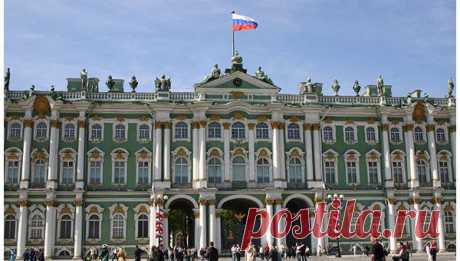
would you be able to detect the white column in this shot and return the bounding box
[76,115,86,189]
[275,203,286,247]
[404,119,418,188]
[387,198,397,253]
[16,200,28,258]
[248,123,256,183]
[272,123,280,185]
[154,123,163,181]
[163,123,171,182]
[44,198,57,258]
[314,199,325,256]
[381,116,393,187]
[426,120,439,187]
[223,123,231,183]
[149,198,157,248]
[47,113,60,190]
[265,200,274,246]
[279,122,286,182]
[198,121,207,187]
[312,124,323,182]
[216,209,222,251]
[192,122,199,183]
[209,203,217,246]
[20,111,33,189]
[449,115,456,177]
[163,210,169,248]
[199,200,207,248]
[411,198,423,252]
[304,124,314,183]
[194,209,200,250]
[73,197,83,258]
[434,196,446,251]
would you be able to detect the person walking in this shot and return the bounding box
[429,241,438,261]
[269,245,279,261]
[246,244,257,261]
[425,242,432,261]
[134,245,144,261]
[371,238,386,261]
[100,245,110,261]
[112,247,119,261]
[205,242,219,261]
[392,242,409,261]
[117,248,127,261]
[9,249,16,261]
[295,243,303,261]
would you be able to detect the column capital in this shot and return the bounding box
[50,119,61,129]
[199,198,209,206]
[311,123,321,130]
[223,122,231,129]
[163,122,172,129]
[74,198,84,207]
[303,123,312,130]
[191,121,200,129]
[78,120,86,129]
[154,122,163,129]
[409,196,421,205]
[199,120,207,128]
[45,199,58,207]
[385,197,397,205]
[18,199,29,207]
[448,125,456,132]
[425,124,435,132]
[431,195,443,205]
[265,198,275,205]
[403,124,414,132]
[382,123,389,131]
[248,123,256,130]
[23,119,34,128]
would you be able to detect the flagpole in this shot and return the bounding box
[231,10,235,56]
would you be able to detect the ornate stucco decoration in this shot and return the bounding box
[412,102,427,122]
[208,148,221,158]
[256,115,268,122]
[232,111,245,120]
[209,114,221,121]
[232,147,247,156]
[33,96,50,117]
[289,116,300,122]
[139,115,150,121]
[230,91,244,99]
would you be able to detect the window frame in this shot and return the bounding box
[286,123,302,141]
[174,121,190,141]
[231,155,247,182]
[113,122,128,142]
[413,126,425,143]
[87,148,104,186]
[207,122,222,140]
[58,214,73,240]
[85,204,103,241]
[231,122,246,140]
[287,157,303,184]
[137,123,151,142]
[343,125,357,144]
[62,122,77,142]
[7,120,23,140]
[89,122,104,142]
[29,212,45,241]
[34,119,49,141]
[32,158,48,186]
[322,125,335,143]
[256,157,271,184]
[136,213,149,239]
[365,126,378,144]
[255,122,270,140]
[390,126,402,144]
[4,214,16,240]
[435,127,448,144]
[207,157,223,184]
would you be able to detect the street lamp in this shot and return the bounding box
[327,193,343,258]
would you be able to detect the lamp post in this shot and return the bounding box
[327,193,343,258]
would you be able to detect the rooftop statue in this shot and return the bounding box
[331,79,340,96]
[377,75,384,96]
[23,85,35,100]
[154,75,171,92]
[80,68,88,90]
[4,67,10,91]
[106,75,115,92]
[200,64,221,84]
[129,75,139,93]
[448,78,454,98]
[352,80,361,96]
[255,66,273,85]
[232,50,243,65]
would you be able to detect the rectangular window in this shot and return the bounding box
[7,160,19,185]
[60,219,72,239]
[62,161,74,185]
[88,219,100,239]
[368,161,379,185]
[256,165,270,183]
[89,161,102,185]
[346,161,358,184]
[208,164,222,184]
[137,161,149,185]
[392,161,403,185]
[114,161,126,184]
[137,217,149,238]
[324,161,336,184]
[445,213,454,233]
[439,161,449,184]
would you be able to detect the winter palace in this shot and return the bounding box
[3,53,457,259]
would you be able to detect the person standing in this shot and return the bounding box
[371,238,385,261]
[246,244,257,261]
[134,245,144,261]
[117,248,127,261]
[392,242,409,261]
[100,245,110,261]
[112,247,119,261]
[205,242,219,261]
[429,241,438,261]
[295,243,303,261]
[9,249,16,261]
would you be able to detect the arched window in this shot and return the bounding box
[35,122,47,139]
[9,122,21,139]
[324,160,336,184]
[208,122,221,139]
[112,214,124,239]
[113,160,126,185]
[63,123,75,140]
[344,127,355,143]
[138,124,150,140]
[6,160,19,185]
[322,126,333,142]
[288,158,302,184]
[345,156,358,184]
[59,215,72,239]
[175,122,188,139]
[414,127,424,142]
[367,160,379,185]
[91,124,102,140]
[439,160,449,184]
[89,160,102,185]
[256,158,270,183]
[232,156,246,181]
[62,160,74,185]
[4,215,16,240]
[436,128,446,143]
[137,214,149,238]
[137,161,149,185]
[445,211,455,233]
[416,159,428,185]
[30,214,44,240]
[114,124,126,141]
[392,160,404,185]
[207,158,222,184]
[231,122,245,139]
[366,127,376,143]
[88,215,100,239]
[33,160,46,185]
[390,127,401,143]
[256,123,269,139]
[287,123,300,140]
[174,158,188,184]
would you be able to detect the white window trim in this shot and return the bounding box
[389,125,403,145]
[4,148,22,185]
[113,121,128,143]
[254,122,272,141]
[4,204,18,241]
[230,121,248,142]
[415,154,430,184]
[343,125,358,145]
[364,125,379,144]
[321,124,336,144]
[323,159,338,185]
[59,149,77,185]
[437,151,453,183]
[173,120,191,142]
[85,204,103,241]
[134,204,150,241]
[207,121,223,141]
[30,149,49,186]
[135,148,152,185]
[28,205,45,242]
[89,121,104,143]
[111,149,129,185]
[137,122,152,143]
[413,124,426,144]
[391,150,407,184]
[33,118,50,142]
[7,120,23,141]
[344,150,361,185]
[109,204,128,241]
[285,122,303,142]
[172,147,192,183]
[87,148,105,185]
[286,156,305,183]
[366,159,381,185]
[230,151,249,183]
[207,157,224,184]
[56,205,74,241]
[435,125,449,144]
[61,120,77,142]
[255,148,273,184]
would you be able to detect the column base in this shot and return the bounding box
[384,180,394,188]
[432,180,441,188]
[273,180,287,189]
[193,180,207,189]
[307,181,323,188]
[154,181,171,189]
[19,180,29,189]
[409,180,419,188]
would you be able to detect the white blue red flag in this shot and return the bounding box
[232,13,258,31]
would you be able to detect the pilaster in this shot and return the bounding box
[404,115,418,188]
[381,114,393,188]
[20,110,33,189]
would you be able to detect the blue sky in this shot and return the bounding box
[5,0,455,96]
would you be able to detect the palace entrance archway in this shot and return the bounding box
[167,197,196,248]
[284,196,313,250]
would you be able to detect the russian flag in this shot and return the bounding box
[232,13,258,32]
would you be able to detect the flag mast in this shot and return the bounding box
[231,11,235,56]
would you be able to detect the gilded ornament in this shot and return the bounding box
[303,123,312,130]
[382,124,389,131]
[18,199,28,207]
[33,96,50,116]
[232,111,244,120]
[74,198,83,206]
[154,122,163,129]
[23,119,34,128]
[223,122,231,129]
[78,120,86,128]
[256,115,268,122]
[265,198,275,205]
[199,121,207,128]
[403,124,414,132]
[289,116,300,122]
[230,91,244,99]
[51,120,61,129]
[209,114,220,121]
[199,199,209,205]
[311,123,321,130]
[163,122,172,129]
[412,102,427,122]
[209,149,221,157]
[248,123,255,130]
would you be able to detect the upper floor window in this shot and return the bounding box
[89,160,102,185]
[61,161,74,185]
[30,214,44,240]
[366,127,376,143]
[392,161,404,185]
[137,214,149,238]
[256,158,270,184]
[138,124,150,140]
[9,122,22,139]
[390,127,401,143]
[88,214,100,240]
[346,161,358,184]
[445,211,455,233]
[137,161,149,185]
[231,122,245,139]
[414,127,424,142]
[174,158,188,184]
[322,126,334,143]
[59,215,72,239]
[112,214,124,239]
[63,123,76,141]
[436,128,447,143]
[35,122,48,140]
[113,161,126,185]
[6,160,20,185]
[208,158,222,184]
[33,159,46,185]
[324,160,336,184]
[439,160,450,184]
[256,123,269,139]
[416,159,428,185]
[5,215,16,240]
[287,123,300,140]
[367,161,379,185]
[91,124,103,141]
[288,158,302,184]
[344,127,355,144]
[232,156,246,182]
[175,122,188,139]
[114,124,126,141]
[208,122,221,139]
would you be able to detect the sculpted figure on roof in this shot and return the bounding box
[377,75,384,96]
[80,68,88,90]
[155,75,171,92]
[255,66,273,85]
[106,75,115,92]
[448,78,454,98]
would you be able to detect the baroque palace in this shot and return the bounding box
[3,53,457,259]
